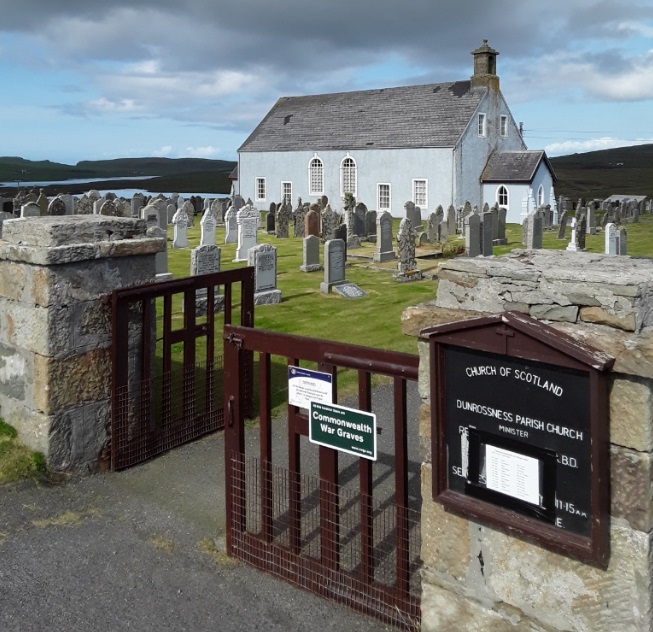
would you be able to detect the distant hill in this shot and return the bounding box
[550,144,653,200]
[0,156,237,195]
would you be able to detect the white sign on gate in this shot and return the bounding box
[288,367,333,409]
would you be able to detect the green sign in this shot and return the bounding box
[309,401,377,461]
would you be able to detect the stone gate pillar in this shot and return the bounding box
[0,216,164,473]
[403,249,653,631]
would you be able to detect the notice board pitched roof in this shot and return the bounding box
[239,81,485,152]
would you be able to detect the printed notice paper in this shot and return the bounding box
[288,367,333,409]
[485,444,540,505]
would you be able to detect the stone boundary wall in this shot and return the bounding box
[402,249,653,631]
[0,216,164,473]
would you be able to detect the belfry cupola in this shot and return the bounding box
[471,39,499,91]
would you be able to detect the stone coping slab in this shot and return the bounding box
[0,215,165,265]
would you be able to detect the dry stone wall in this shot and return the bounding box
[403,249,653,631]
[0,216,164,473]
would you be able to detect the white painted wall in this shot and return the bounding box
[238,147,454,216]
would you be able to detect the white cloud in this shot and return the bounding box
[545,137,653,156]
[181,146,220,158]
[151,146,173,157]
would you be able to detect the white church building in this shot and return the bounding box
[235,40,556,224]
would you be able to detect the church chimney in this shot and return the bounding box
[471,39,499,91]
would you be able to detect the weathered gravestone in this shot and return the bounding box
[266,208,276,234]
[276,202,291,238]
[36,189,48,215]
[200,208,217,247]
[171,208,189,248]
[374,211,396,262]
[48,197,67,216]
[320,239,347,294]
[354,202,367,238]
[605,223,617,255]
[77,195,93,215]
[190,244,223,315]
[294,202,306,238]
[618,227,627,255]
[300,235,322,272]
[234,207,259,261]
[147,225,169,278]
[557,210,569,239]
[224,207,237,244]
[304,208,320,238]
[248,243,282,305]
[365,210,377,243]
[464,212,481,257]
[481,211,494,256]
[321,204,338,242]
[394,218,422,282]
[21,202,40,218]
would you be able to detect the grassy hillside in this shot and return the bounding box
[0,156,236,196]
[550,144,653,200]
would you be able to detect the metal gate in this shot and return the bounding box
[223,324,421,631]
[110,268,254,470]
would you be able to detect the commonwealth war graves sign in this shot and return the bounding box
[422,312,614,566]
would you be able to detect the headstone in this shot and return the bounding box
[248,243,282,304]
[447,205,456,236]
[77,195,93,215]
[59,194,75,215]
[557,210,569,239]
[394,218,422,282]
[374,211,396,263]
[224,207,237,244]
[495,207,507,245]
[320,239,347,293]
[35,189,48,216]
[577,215,587,250]
[586,207,596,235]
[181,200,195,227]
[354,203,367,238]
[190,244,223,315]
[427,213,438,243]
[143,205,159,230]
[404,201,416,232]
[232,195,246,212]
[439,221,449,242]
[276,201,291,238]
[132,193,145,218]
[234,207,259,261]
[266,210,276,234]
[321,205,338,242]
[171,208,189,248]
[481,211,494,256]
[618,228,627,255]
[48,197,67,216]
[300,235,323,272]
[465,213,481,257]
[332,283,366,299]
[305,209,320,238]
[605,223,617,255]
[97,198,118,217]
[21,202,40,218]
[200,209,217,246]
[524,212,543,249]
[294,202,306,238]
[365,210,377,242]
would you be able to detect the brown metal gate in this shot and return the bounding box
[110,268,254,470]
[223,324,421,631]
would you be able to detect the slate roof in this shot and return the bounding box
[482,150,556,183]
[239,81,485,152]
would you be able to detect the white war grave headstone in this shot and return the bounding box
[234,206,259,261]
[200,208,217,247]
[171,208,189,249]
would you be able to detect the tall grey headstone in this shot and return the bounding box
[190,244,223,315]
[248,243,282,304]
[605,223,617,255]
[481,212,494,256]
[320,239,347,293]
[394,218,422,282]
[465,213,481,257]
[557,210,568,239]
[300,235,322,272]
[373,211,396,262]
[224,208,237,244]
[618,228,627,255]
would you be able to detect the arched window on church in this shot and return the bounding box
[537,185,544,207]
[497,185,508,207]
[341,156,357,197]
[309,156,324,195]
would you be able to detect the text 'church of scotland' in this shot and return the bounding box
[235,40,556,224]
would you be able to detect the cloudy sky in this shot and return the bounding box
[1,0,652,166]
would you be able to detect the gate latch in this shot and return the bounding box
[227,332,244,349]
